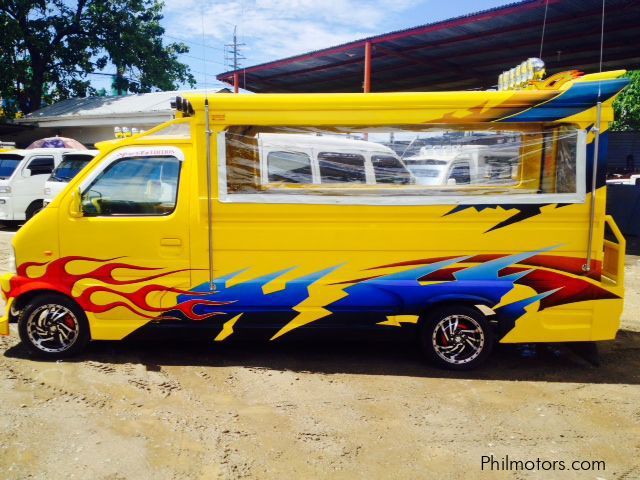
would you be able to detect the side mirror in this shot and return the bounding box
[69,188,83,218]
[22,168,31,178]
[447,178,457,186]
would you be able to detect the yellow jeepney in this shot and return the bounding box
[0,66,628,369]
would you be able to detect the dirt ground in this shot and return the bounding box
[0,229,639,480]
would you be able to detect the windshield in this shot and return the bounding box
[50,154,93,182]
[0,154,23,179]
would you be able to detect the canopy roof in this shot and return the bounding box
[216,0,639,93]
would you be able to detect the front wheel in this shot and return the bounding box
[419,305,493,370]
[18,294,90,359]
[25,200,44,221]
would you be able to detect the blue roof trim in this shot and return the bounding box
[499,78,630,123]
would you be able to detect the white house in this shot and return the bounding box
[14,88,229,146]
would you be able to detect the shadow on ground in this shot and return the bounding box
[0,222,21,232]
[5,329,640,385]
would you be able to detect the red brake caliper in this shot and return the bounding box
[63,315,75,329]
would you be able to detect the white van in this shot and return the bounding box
[404,144,520,186]
[43,150,99,207]
[0,148,78,223]
[607,173,640,186]
[403,147,460,186]
[257,133,414,186]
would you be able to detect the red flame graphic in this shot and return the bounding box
[9,256,230,321]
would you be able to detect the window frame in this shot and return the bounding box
[78,146,184,217]
[263,150,314,185]
[26,155,55,176]
[218,129,587,206]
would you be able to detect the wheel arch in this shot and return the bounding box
[25,199,45,220]
[16,289,91,358]
[419,295,497,324]
[11,288,80,320]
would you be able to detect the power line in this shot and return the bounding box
[178,52,226,66]
[165,34,225,52]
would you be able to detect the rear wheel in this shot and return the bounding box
[419,305,493,370]
[18,294,90,359]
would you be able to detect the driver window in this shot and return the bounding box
[81,156,180,216]
[27,156,55,175]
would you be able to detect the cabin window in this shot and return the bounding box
[221,125,585,205]
[318,152,366,183]
[267,151,312,183]
[51,154,94,182]
[372,155,412,184]
[556,127,577,193]
[81,156,180,216]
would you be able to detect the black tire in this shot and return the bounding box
[25,200,44,221]
[419,305,493,371]
[18,293,90,359]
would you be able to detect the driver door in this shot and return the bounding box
[58,146,191,328]
[12,154,56,218]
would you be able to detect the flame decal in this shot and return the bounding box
[324,248,619,339]
[7,248,621,342]
[11,256,230,321]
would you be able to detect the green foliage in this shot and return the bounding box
[612,70,640,131]
[0,0,195,116]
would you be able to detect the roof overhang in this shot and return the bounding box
[216,0,640,93]
[15,111,174,128]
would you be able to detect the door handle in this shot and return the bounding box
[160,238,182,247]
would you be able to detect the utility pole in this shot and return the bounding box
[225,25,245,93]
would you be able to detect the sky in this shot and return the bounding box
[91,0,518,92]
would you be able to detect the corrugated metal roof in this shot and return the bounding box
[217,0,640,93]
[19,88,229,122]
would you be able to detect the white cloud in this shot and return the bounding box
[163,0,428,67]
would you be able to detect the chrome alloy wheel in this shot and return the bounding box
[26,304,80,353]
[432,314,485,365]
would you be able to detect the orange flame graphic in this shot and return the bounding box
[12,256,231,321]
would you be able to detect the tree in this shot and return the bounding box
[612,70,640,131]
[0,0,195,117]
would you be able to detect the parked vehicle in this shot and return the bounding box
[43,150,99,207]
[606,173,640,186]
[403,147,459,186]
[0,148,84,223]
[0,68,629,370]
[0,141,16,152]
[403,144,521,186]
[257,133,414,186]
